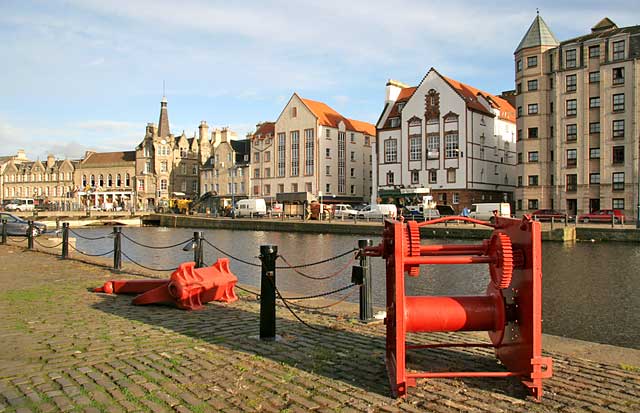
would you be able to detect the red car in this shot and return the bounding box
[577,209,625,224]
[531,209,568,221]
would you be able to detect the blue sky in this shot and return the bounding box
[1,0,638,160]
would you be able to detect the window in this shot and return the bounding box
[389,118,400,128]
[265,151,271,162]
[384,139,398,163]
[291,183,298,192]
[516,59,522,71]
[565,49,577,68]
[452,193,460,204]
[409,136,421,161]
[527,56,538,67]
[589,45,600,58]
[528,151,539,162]
[590,148,600,159]
[365,136,370,146]
[517,176,523,187]
[566,99,577,116]
[350,185,355,194]
[528,104,538,115]
[517,152,523,164]
[566,174,577,192]
[567,149,577,167]
[125,173,130,186]
[253,168,260,178]
[386,172,394,185]
[304,129,314,175]
[550,150,554,161]
[411,170,419,184]
[566,74,577,92]
[549,76,554,89]
[160,160,168,173]
[447,169,456,183]
[527,79,538,91]
[137,179,144,191]
[613,198,625,209]
[82,175,87,187]
[528,199,539,210]
[160,179,167,191]
[589,122,600,134]
[613,120,625,138]
[589,97,600,108]
[566,124,577,141]
[445,134,459,159]
[338,132,346,194]
[325,165,331,176]
[350,168,355,177]
[180,147,187,158]
[613,146,625,164]
[350,151,355,162]
[325,128,330,138]
[428,169,437,184]
[397,103,405,112]
[517,106,522,117]
[517,83,522,94]
[613,94,624,111]
[326,148,331,158]
[291,130,299,176]
[590,173,600,184]
[350,133,355,143]
[528,175,539,186]
[107,174,113,187]
[528,127,538,139]
[517,129,523,141]
[612,172,625,190]
[291,106,297,118]
[612,40,625,60]
[589,71,600,83]
[145,160,151,174]
[254,151,260,162]
[98,174,104,187]
[613,67,624,85]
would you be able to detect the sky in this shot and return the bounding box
[1,0,639,160]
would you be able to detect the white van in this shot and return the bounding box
[4,198,35,212]
[469,203,511,222]
[235,199,267,217]
[333,204,356,218]
[357,204,397,219]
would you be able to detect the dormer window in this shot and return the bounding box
[397,102,405,112]
[389,118,400,128]
[613,40,625,60]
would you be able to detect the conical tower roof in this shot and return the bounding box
[515,14,559,53]
[158,96,171,138]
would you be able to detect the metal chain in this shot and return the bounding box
[280,283,357,300]
[275,248,358,269]
[33,238,64,249]
[278,253,357,280]
[121,233,193,250]
[120,250,179,272]
[68,243,113,257]
[286,286,359,310]
[68,229,110,240]
[8,237,28,243]
[203,239,262,267]
[234,284,261,298]
[265,275,317,330]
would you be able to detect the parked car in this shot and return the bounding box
[402,205,440,221]
[4,198,35,212]
[355,204,397,219]
[577,209,625,224]
[0,212,47,236]
[333,204,356,218]
[469,203,511,223]
[435,205,456,216]
[531,209,568,221]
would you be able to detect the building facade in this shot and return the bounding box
[249,93,376,203]
[514,15,640,219]
[199,129,250,199]
[376,68,517,211]
[74,151,136,210]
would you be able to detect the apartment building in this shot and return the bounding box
[249,93,375,203]
[75,151,136,210]
[199,129,250,199]
[515,15,640,218]
[376,68,517,210]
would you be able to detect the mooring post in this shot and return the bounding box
[1,219,7,245]
[113,226,122,270]
[358,239,374,322]
[259,244,278,340]
[194,231,204,268]
[62,223,69,259]
[27,220,34,250]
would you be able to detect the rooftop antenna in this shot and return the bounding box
[536,8,539,15]
[163,80,166,98]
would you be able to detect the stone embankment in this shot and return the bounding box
[1,244,639,412]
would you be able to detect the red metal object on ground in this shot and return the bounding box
[366,216,552,400]
[93,259,238,310]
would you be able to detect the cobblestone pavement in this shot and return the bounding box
[1,245,639,412]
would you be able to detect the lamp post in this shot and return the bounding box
[318,190,323,220]
[230,165,237,219]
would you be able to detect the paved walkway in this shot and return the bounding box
[1,245,639,412]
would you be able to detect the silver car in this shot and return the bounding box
[0,212,47,237]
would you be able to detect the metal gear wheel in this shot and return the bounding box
[404,221,421,276]
[488,232,514,289]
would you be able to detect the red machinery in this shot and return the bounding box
[365,215,552,400]
[94,259,238,310]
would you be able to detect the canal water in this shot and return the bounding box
[74,226,640,349]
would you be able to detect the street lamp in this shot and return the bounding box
[318,190,323,220]
[230,165,237,219]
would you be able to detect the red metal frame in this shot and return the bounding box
[373,215,552,400]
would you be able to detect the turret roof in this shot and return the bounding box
[515,14,559,53]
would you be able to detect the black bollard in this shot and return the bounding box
[27,220,34,250]
[193,231,204,268]
[113,227,122,270]
[1,219,7,245]
[358,239,374,322]
[259,245,278,340]
[62,223,69,259]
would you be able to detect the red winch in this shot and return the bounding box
[94,258,238,310]
[365,215,552,400]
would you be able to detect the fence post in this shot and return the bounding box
[551,216,554,231]
[194,231,204,268]
[358,239,374,322]
[62,223,69,259]
[259,244,278,341]
[113,226,122,270]
[1,219,7,245]
[27,220,34,250]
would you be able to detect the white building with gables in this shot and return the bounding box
[375,68,517,211]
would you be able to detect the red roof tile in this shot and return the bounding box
[300,97,375,136]
[81,151,136,166]
[253,122,275,138]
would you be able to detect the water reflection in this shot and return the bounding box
[74,226,639,349]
